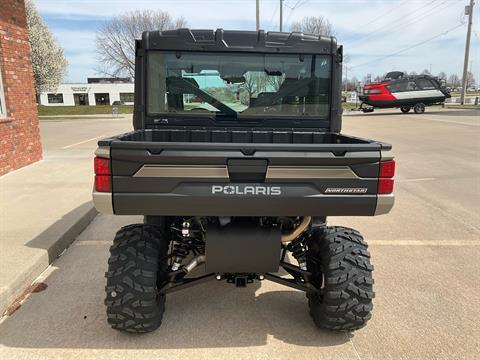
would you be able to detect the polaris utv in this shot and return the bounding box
[93,29,395,333]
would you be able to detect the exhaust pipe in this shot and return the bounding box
[183,255,206,273]
[281,216,311,243]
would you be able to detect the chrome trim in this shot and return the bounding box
[134,164,360,179]
[266,166,358,179]
[380,149,394,161]
[95,146,110,158]
[375,194,395,215]
[133,165,229,178]
[92,191,113,214]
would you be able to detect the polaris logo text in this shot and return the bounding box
[325,188,368,194]
[212,185,282,196]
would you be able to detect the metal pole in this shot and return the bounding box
[279,0,283,32]
[256,0,260,31]
[344,65,348,92]
[461,0,475,105]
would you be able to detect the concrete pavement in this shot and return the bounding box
[0,117,132,314]
[0,108,479,359]
[336,108,480,241]
[0,212,478,359]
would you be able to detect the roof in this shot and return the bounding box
[141,28,337,54]
[87,77,132,84]
[384,71,439,81]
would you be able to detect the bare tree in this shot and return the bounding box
[240,73,268,105]
[25,0,68,97]
[290,16,334,36]
[437,72,447,81]
[448,74,460,89]
[342,76,359,91]
[266,74,285,92]
[463,71,476,88]
[96,10,187,78]
[350,76,359,90]
[362,73,373,84]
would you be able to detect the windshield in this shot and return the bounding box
[147,52,331,119]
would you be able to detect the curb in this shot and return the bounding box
[0,203,98,316]
[39,114,132,121]
[39,117,120,121]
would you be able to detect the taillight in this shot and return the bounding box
[94,157,111,192]
[379,160,395,178]
[378,160,395,194]
[94,157,110,175]
[95,175,112,192]
[378,179,394,194]
[364,89,381,94]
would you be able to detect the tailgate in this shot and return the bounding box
[93,132,394,216]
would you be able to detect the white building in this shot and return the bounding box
[39,78,134,106]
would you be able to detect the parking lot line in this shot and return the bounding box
[396,177,436,183]
[75,240,111,245]
[73,239,480,247]
[369,239,480,246]
[347,335,362,360]
[419,117,479,127]
[62,135,106,149]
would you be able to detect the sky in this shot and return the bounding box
[34,0,479,84]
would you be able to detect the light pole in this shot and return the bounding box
[343,56,351,92]
[461,0,475,104]
[344,65,348,92]
[279,0,284,32]
[256,0,260,31]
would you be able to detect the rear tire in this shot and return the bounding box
[400,106,411,113]
[306,226,374,332]
[105,224,169,333]
[413,103,425,114]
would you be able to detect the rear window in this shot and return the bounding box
[147,51,332,120]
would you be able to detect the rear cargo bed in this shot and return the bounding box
[101,128,383,148]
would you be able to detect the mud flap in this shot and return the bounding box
[205,219,281,273]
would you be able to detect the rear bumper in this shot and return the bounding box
[92,143,395,217]
[93,191,394,216]
[92,191,113,214]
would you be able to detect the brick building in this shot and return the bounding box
[0,0,42,176]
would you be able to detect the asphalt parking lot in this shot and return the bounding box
[0,108,479,359]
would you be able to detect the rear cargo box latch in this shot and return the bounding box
[227,159,268,183]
